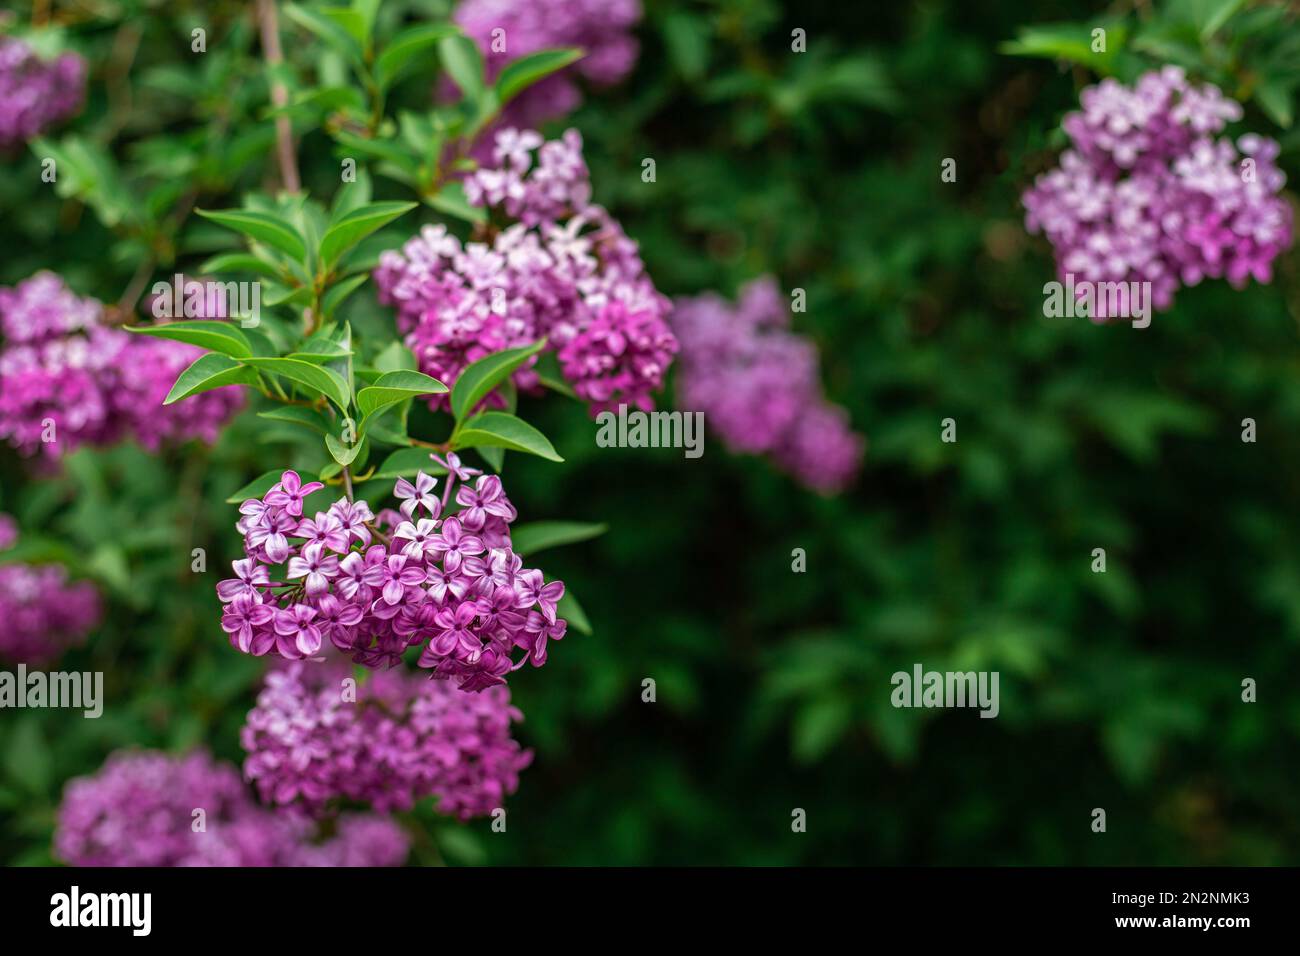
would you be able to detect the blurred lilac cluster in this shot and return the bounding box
[454,0,641,129]
[54,749,409,867]
[671,278,864,494]
[1023,66,1292,313]
[0,513,100,665]
[220,462,566,691]
[0,36,84,149]
[376,128,676,415]
[0,273,244,460]
[242,659,531,820]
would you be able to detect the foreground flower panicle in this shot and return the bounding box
[0,37,85,149]
[0,273,244,460]
[242,659,531,820]
[454,0,642,129]
[375,128,677,416]
[219,459,566,691]
[671,277,865,494]
[1023,66,1293,314]
[54,749,409,867]
[0,513,100,665]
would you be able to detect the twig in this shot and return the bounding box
[256,0,300,193]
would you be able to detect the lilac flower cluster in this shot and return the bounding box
[1023,66,1293,313]
[219,457,566,691]
[54,749,409,867]
[242,659,532,820]
[0,513,100,665]
[454,0,642,129]
[671,277,865,494]
[376,128,676,415]
[0,36,85,149]
[0,272,244,460]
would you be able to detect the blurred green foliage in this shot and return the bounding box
[3,0,1300,865]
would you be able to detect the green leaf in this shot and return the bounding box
[241,357,352,412]
[226,469,319,504]
[455,411,563,462]
[285,3,364,62]
[292,328,354,362]
[376,24,461,89]
[127,320,255,358]
[450,340,545,421]
[3,719,51,795]
[792,695,852,763]
[1000,22,1127,74]
[164,353,259,404]
[1255,80,1294,129]
[439,34,486,99]
[198,252,285,280]
[321,273,371,318]
[557,590,591,636]
[374,340,417,373]
[196,208,307,262]
[662,13,710,81]
[318,201,417,271]
[510,521,608,557]
[330,168,373,220]
[257,405,332,434]
[357,369,448,420]
[371,447,448,479]
[326,432,366,466]
[495,48,584,105]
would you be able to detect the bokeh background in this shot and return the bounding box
[3,0,1300,865]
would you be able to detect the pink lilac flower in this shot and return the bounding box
[1022,66,1293,315]
[0,272,243,460]
[218,462,567,691]
[53,749,409,867]
[452,0,641,131]
[0,37,85,149]
[241,658,532,820]
[0,517,100,665]
[670,277,865,494]
[375,128,676,415]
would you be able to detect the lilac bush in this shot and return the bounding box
[54,749,409,867]
[0,272,244,460]
[0,36,85,149]
[220,464,566,691]
[376,128,677,415]
[0,513,101,665]
[671,277,864,494]
[242,658,531,819]
[454,0,642,129]
[1022,66,1293,315]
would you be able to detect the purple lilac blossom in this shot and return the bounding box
[375,128,676,415]
[242,658,532,820]
[218,458,567,692]
[670,277,864,494]
[53,749,410,867]
[0,516,101,665]
[1022,66,1292,315]
[0,272,244,460]
[0,37,85,149]
[452,0,641,130]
